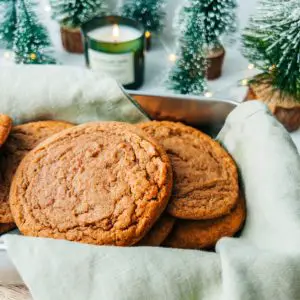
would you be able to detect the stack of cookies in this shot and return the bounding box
[0,116,74,235]
[138,121,245,249]
[0,115,245,250]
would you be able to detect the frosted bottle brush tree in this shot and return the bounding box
[200,0,237,79]
[200,0,237,50]
[14,0,56,64]
[0,0,17,49]
[243,0,300,132]
[0,0,56,64]
[121,0,165,50]
[50,0,108,53]
[50,0,108,28]
[168,1,207,95]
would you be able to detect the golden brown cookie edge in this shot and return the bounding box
[9,121,174,246]
[0,120,74,224]
[138,121,239,220]
[163,196,246,250]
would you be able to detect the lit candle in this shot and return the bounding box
[88,24,142,43]
[112,24,120,41]
[82,16,145,89]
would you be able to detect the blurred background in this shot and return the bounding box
[0,0,259,101]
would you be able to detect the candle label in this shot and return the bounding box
[88,49,134,85]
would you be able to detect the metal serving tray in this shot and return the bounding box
[129,91,238,137]
[0,92,238,284]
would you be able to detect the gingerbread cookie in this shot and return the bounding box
[0,120,74,223]
[137,215,175,246]
[10,122,173,246]
[0,114,12,147]
[0,223,15,235]
[163,196,246,249]
[138,121,239,220]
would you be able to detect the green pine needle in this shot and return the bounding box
[242,0,300,100]
[50,0,108,28]
[13,0,56,64]
[198,0,237,49]
[121,0,165,32]
[167,0,237,94]
[167,1,207,95]
[0,0,17,49]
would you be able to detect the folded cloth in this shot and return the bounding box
[0,65,148,124]
[2,100,300,300]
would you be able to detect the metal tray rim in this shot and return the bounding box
[127,89,239,107]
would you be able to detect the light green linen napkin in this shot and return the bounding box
[1,66,300,299]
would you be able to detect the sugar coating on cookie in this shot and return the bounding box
[137,214,175,246]
[163,196,246,249]
[138,121,239,220]
[0,120,74,223]
[0,114,12,147]
[10,122,173,246]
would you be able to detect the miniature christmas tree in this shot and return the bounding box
[168,1,206,95]
[50,0,107,53]
[199,0,237,50]
[13,0,56,64]
[0,0,17,49]
[121,0,165,49]
[199,0,237,79]
[243,0,300,131]
[243,0,300,100]
[121,0,165,33]
[50,0,108,28]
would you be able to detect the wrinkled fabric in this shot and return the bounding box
[0,66,148,124]
[1,100,300,300]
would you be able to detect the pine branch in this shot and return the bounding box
[121,0,165,32]
[168,1,207,94]
[0,0,17,49]
[197,0,237,48]
[50,0,108,28]
[242,0,300,99]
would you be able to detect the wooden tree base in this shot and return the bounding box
[60,26,84,54]
[245,82,300,132]
[206,47,225,80]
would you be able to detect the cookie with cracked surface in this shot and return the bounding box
[163,196,246,249]
[0,120,74,223]
[0,114,12,147]
[138,121,239,220]
[137,214,175,246]
[0,223,15,235]
[10,122,173,246]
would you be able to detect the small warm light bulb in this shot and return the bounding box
[30,53,37,60]
[3,51,11,59]
[44,5,51,12]
[248,63,254,70]
[112,24,120,41]
[145,31,151,38]
[204,91,213,98]
[241,79,248,86]
[269,64,276,71]
[169,54,177,62]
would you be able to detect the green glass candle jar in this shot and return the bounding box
[82,16,145,90]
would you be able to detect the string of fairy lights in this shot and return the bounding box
[1,3,256,98]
